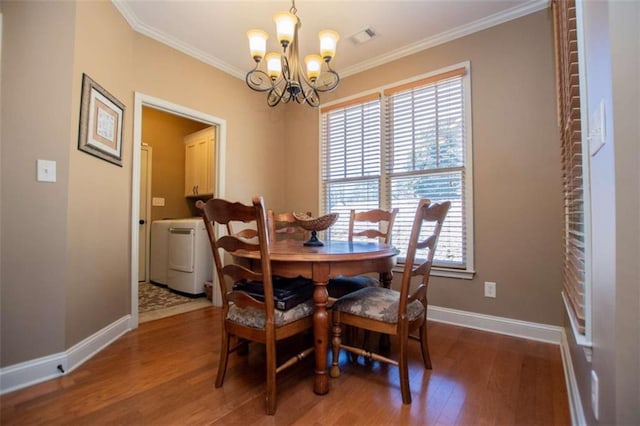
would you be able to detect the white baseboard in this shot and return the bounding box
[66,315,132,373]
[0,315,131,395]
[560,329,587,426]
[427,305,563,344]
[0,351,67,395]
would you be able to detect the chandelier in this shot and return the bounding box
[245,0,340,107]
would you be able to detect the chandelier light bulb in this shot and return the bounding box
[247,29,268,62]
[304,54,322,81]
[265,52,282,79]
[273,12,297,47]
[319,30,339,61]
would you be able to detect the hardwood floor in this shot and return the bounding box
[0,307,570,425]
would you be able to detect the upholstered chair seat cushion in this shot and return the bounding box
[227,299,315,328]
[331,287,425,323]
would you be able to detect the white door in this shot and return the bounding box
[139,145,152,282]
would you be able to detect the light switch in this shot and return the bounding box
[589,99,606,157]
[152,197,166,207]
[36,159,56,183]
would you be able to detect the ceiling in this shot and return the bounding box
[112,0,546,80]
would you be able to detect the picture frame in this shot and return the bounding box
[78,73,124,167]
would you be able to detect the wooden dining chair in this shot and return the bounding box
[196,196,315,415]
[329,199,450,404]
[327,208,399,298]
[267,210,309,243]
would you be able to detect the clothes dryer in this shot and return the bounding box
[166,218,213,295]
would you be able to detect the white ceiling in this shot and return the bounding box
[112,0,546,80]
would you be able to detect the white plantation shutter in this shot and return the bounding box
[321,65,473,273]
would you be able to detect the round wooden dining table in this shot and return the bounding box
[233,239,398,395]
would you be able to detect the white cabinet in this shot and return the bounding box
[184,127,215,197]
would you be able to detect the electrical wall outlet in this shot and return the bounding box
[591,370,599,420]
[152,197,165,207]
[484,281,496,298]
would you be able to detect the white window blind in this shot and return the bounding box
[321,95,381,242]
[384,70,467,267]
[553,0,589,337]
[321,66,473,272]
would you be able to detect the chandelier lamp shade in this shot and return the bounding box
[245,0,340,107]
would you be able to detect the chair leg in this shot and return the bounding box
[265,337,277,415]
[419,323,432,370]
[215,327,231,388]
[398,336,412,404]
[330,313,342,378]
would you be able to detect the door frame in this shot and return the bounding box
[130,93,227,328]
[139,144,152,282]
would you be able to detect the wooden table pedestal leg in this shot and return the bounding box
[312,278,330,395]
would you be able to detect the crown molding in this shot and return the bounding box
[340,0,548,77]
[112,0,547,81]
[111,0,246,79]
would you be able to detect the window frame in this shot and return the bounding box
[319,62,475,279]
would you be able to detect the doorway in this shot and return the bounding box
[130,93,227,328]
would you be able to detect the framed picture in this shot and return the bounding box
[78,73,124,166]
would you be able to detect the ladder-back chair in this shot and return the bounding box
[196,196,315,415]
[327,208,399,298]
[329,199,450,404]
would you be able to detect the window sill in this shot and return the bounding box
[392,265,475,280]
[562,291,593,361]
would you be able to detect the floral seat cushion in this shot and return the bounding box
[227,298,315,329]
[331,287,425,323]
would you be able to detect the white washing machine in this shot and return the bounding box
[150,219,173,285]
[166,218,213,296]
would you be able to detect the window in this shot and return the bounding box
[321,64,474,276]
[553,0,592,346]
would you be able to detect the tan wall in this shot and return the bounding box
[285,10,564,326]
[1,0,287,366]
[1,1,74,365]
[65,0,135,346]
[131,33,289,211]
[141,107,209,222]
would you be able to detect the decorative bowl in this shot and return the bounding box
[293,212,339,231]
[292,212,339,246]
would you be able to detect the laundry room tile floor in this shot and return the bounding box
[138,282,212,323]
